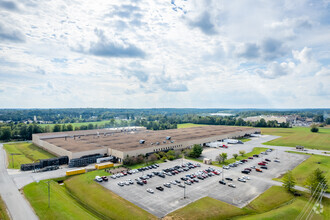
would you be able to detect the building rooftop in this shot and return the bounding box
[36,126,256,153]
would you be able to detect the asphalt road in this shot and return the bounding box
[0,143,38,220]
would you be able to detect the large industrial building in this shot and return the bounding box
[32,126,260,162]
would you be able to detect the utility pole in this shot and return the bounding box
[46,181,51,208]
[222,167,224,181]
[10,153,21,168]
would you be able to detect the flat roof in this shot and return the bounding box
[37,126,256,153]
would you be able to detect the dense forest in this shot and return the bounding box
[0,108,329,141]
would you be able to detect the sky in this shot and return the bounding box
[0,0,329,108]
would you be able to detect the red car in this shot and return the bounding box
[222,145,228,148]
[258,162,266,166]
[262,161,268,164]
[142,180,147,184]
[101,176,108,181]
[256,168,262,172]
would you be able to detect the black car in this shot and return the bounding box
[225,177,233,181]
[241,170,250,174]
[265,159,271,162]
[253,154,259,157]
[219,180,226,185]
[156,186,164,191]
[181,177,188,181]
[159,174,165,178]
[137,181,144,185]
[260,166,268,169]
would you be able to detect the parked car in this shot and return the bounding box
[242,176,250,180]
[178,183,185,188]
[274,159,280,163]
[228,183,236,188]
[225,177,233,181]
[244,168,252,171]
[146,188,154,194]
[219,180,226,185]
[137,181,144,186]
[101,176,108,181]
[238,178,246,182]
[241,170,250,174]
[265,159,271,162]
[223,166,230,169]
[163,183,171,188]
[175,179,181,183]
[111,175,116,179]
[118,182,124,186]
[260,166,268,169]
[253,154,259,157]
[258,162,266,166]
[248,157,254,159]
[95,176,103,182]
[156,186,164,191]
[256,168,262,172]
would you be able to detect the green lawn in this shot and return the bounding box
[65,170,156,220]
[23,179,98,220]
[237,137,251,142]
[125,159,164,170]
[0,195,10,220]
[274,153,330,193]
[38,120,123,130]
[167,186,330,220]
[261,127,330,151]
[167,196,247,220]
[177,123,209,129]
[3,142,55,169]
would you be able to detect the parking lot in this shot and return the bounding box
[100,149,308,217]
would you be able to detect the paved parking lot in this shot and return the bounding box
[100,149,308,217]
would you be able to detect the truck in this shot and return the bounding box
[95,162,114,170]
[66,168,86,176]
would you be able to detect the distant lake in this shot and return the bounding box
[209,113,234,116]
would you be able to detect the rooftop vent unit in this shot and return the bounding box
[139,140,145,144]
[163,141,166,143]
[156,142,160,145]
[166,136,171,140]
[170,140,174,143]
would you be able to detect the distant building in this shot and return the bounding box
[34,116,37,122]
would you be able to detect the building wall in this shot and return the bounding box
[72,148,108,159]
[32,134,73,158]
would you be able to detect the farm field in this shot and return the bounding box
[167,186,330,220]
[274,153,330,193]
[0,195,10,220]
[3,142,55,169]
[38,120,122,130]
[261,127,330,151]
[177,123,208,129]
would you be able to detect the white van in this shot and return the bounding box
[95,176,103,182]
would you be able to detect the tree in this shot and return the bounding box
[88,123,94,130]
[67,124,73,131]
[0,127,11,140]
[219,152,228,164]
[239,150,246,157]
[148,154,158,163]
[233,153,238,160]
[310,124,319,133]
[189,144,203,158]
[53,124,61,132]
[305,168,328,196]
[283,171,296,193]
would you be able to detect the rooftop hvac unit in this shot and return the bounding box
[156,142,160,145]
[166,136,171,140]
[163,141,166,143]
[139,140,145,144]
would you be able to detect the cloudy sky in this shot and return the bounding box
[0,0,329,108]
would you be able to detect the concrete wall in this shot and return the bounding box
[32,134,73,158]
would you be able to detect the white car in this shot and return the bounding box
[242,176,250,180]
[170,181,177,185]
[95,176,103,182]
[146,188,154,194]
[274,159,280,163]
[238,178,246,182]
[228,183,236,188]
[223,166,230,169]
[111,175,116,179]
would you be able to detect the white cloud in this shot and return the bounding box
[0,0,329,108]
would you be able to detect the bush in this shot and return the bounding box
[161,156,167,162]
[310,124,319,133]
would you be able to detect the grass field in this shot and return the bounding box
[23,179,98,220]
[237,137,251,142]
[3,143,55,169]
[261,127,330,151]
[38,120,122,130]
[125,159,164,170]
[177,123,208,129]
[65,170,156,220]
[0,195,10,220]
[274,153,330,193]
[167,186,330,220]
